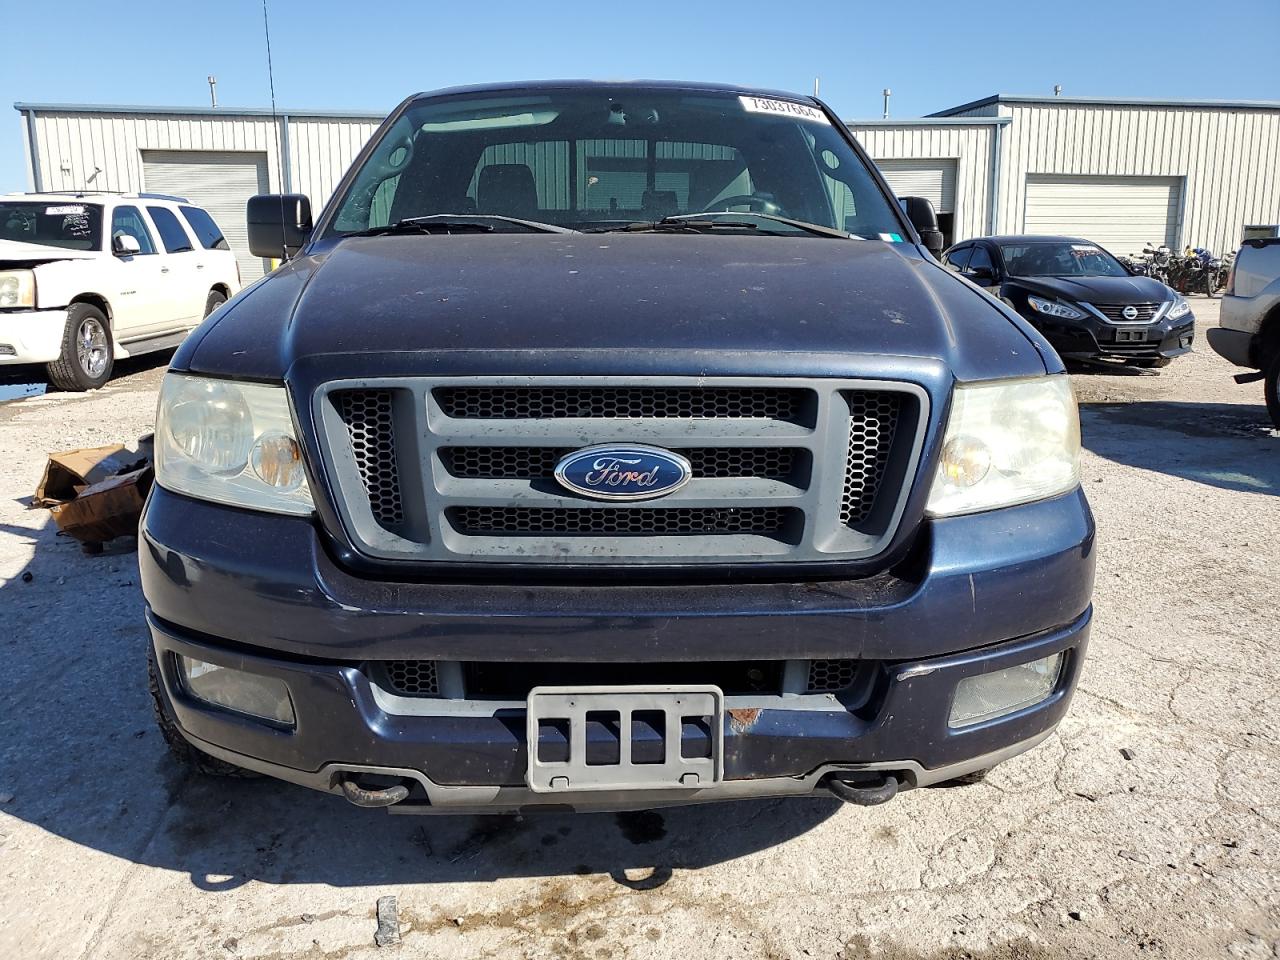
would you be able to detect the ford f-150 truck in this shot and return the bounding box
[141,81,1095,813]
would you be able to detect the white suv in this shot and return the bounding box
[0,192,241,390]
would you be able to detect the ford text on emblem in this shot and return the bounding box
[554,445,693,501]
[1122,305,1139,320]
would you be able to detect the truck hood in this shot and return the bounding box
[1010,273,1174,304]
[184,233,1050,382]
[0,238,98,267]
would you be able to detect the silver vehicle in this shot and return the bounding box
[1207,237,1280,426]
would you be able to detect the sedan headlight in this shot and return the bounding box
[155,373,314,515]
[927,376,1080,517]
[1026,295,1084,320]
[1167,295,1191,320]
[0,269,35,308]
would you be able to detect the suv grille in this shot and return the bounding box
[318,377,926,566]
[1093,302,1161,323]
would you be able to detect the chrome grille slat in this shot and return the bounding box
[1092,302,1161,323]
[314,376,928,566]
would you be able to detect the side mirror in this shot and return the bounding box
[900,196,944,258]
[968,265,996,284]
[247,193,312,259]
[112,233,141,256]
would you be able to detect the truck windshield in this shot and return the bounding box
[0,201,103,251]
[326,89,905,240]
[999,241,1130,278]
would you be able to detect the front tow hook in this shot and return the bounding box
[339,778,411,808]
[826,774,899,806]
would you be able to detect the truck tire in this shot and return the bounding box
[148,656,259,779]
[45,302,113,391]
[203,289,227,318]
[1266,350,1280,430]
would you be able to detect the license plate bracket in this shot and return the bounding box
[526,686,724,793]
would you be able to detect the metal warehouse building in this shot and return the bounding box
[14,93,1280,278]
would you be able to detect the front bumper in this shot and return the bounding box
[0,308,67,364]
[141,485,1096,811]
[1026,309,1194,361]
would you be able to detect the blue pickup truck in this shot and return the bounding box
[140,81,1095,813]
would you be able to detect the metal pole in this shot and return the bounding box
[882,88,891,119]
[814,77,820,98]
[208,75,218,108]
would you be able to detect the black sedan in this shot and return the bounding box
[941,235,1195,367]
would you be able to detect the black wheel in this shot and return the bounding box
[1265,350,1280,430]
[203,289,227,319]
[1203,271,1215,298]
[45,302,113,391]
[1129,357,1173,369]
[148,656,258,779]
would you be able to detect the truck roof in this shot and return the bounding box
[407,78,819,105]
[0,191,191,203]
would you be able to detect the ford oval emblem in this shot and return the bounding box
[554,444,693,501]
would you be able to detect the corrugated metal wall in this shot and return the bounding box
[995,102,1280,253]
[29,111,285,197]
[287,117,382,210]
[847,123,996,241]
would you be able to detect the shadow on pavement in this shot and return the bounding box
[1082,400,1279,496]
[0,507,841,893]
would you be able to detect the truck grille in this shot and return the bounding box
[435,386,806,420]
[442,446,800,481]
[316,377,926,566]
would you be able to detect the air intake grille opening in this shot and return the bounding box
[807,659,858,693]
[441,446,799,480]
[334,390,404,526]
[435,386,808,421]
[448,506,796,537]
[383,660,439,696]
[839,392,902,528]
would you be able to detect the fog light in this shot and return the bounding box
[949,652,1064,728]
[177,655,295,726]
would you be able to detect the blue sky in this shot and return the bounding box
[4,0,1279,194]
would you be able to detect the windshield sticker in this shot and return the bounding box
[879,232,904,243]
[45,205,85,215]
[1070,244,1102,255]
[739,96,829,125]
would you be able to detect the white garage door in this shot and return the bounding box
[1023,175,1180,257]
[142,151,270,282]
[875,159,957,214]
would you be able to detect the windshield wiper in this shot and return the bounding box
[587,219,760,234]
[341,213,577,238]
[590,213,857,240]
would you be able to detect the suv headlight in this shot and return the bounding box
[927,375,1080,517]
[1167,295,1191,320]
[0,270,35,308]
[155,373,314,515]
[1026,295,1084,320]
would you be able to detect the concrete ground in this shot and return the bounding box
[0,298,1276,960]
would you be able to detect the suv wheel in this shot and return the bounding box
[148,656,259,779]
[1266,350,1280,429]
[203,289,227,318]
[46,303,113,391]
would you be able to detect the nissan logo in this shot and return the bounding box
[1122,305,1139,320]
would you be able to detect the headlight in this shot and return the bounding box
[1026,295,1084,320]
[0,269,35,308]
[1167,295,1191,320]
[155,373,314,515]
[927,376,1080,517]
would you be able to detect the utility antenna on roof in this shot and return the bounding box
[1054,84,1062,97]
[813,77,820,98]
[208,75,218,108]
[262,0,288,261]
[882,88,891,119]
